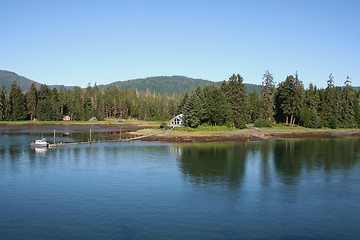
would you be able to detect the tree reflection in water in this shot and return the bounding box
[175,138,360,188]
[175,143,247,189]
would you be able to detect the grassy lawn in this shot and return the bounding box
[0,118,162,126]
[1,120,358,135]
[169,123,311,133]
[0,120,117,125]
[257,123,359,132]
[166,123,359,134]
[171,125,237,132]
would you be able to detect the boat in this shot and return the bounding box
[30,138,49,148]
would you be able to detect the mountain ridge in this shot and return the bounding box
[0,70,263,94]
[2,69,357,95]
[108,75,218,95]
[0,70,70,91]
[0,70,41,90]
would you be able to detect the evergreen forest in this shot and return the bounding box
[0,71,359,129]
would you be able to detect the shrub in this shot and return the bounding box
[234,117,246,129]
[160,122,167,129]
[330,117,337,129]
[254,119,272,128]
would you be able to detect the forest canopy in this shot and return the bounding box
[0,72,359,129]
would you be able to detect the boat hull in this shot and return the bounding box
[30,138,49,148]
[30,142,48,148]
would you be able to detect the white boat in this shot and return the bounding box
[30,138,49,148]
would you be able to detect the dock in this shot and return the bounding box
[46,130,166,148]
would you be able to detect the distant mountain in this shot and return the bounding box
[0,70,41,91]
[108,76,262,95]
[108,76,216,95]
[0,70,72,92]
[12,70,360,95]
[0,70,262,94]
[245,83,262,94]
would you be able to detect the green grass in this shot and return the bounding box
[257,123,310,132]
[256,123,360,132]
[0,120,118,125]
[0,118,163,126]
[170,123,359,133]
[1,120,358,134]
[172,125,237,132]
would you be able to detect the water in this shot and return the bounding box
[1,134,360,239]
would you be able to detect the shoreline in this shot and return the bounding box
[124,128,360,143]
[1,122,360,143]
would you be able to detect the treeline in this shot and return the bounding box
[178,72,360,129]
[0,82,180,121]
[1,71,359,129]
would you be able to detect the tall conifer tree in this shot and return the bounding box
[9,82,27,121]
[274,74,304,125]
[0,85,9,121]
[261,70,275,121]
[26,83,38,120]
[221,74,249,128]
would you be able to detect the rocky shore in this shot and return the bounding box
[124,129,360,143]
[1,123,360,143]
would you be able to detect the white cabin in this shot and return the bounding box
[169,114,184,127]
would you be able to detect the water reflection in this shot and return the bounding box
[273,138,360,184]
[175,143,247,188]
[33,147,48,154]
[1,133,360,189]
[1,134,360,239]
[176,138,360,187]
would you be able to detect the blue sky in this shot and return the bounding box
[1,0,359,88]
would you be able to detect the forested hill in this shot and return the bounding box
[0,70,41,91]
[108,76,262,95]
[1,70,358,95]
[108,76,213,95]
[0,70,68,91]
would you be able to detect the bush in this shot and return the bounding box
[234,117,246,129]
[330,117,337,129]
[160,122,167,129]
[254,119,272,128]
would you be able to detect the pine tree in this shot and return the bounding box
[89,84,104,120]
[249,91,262,123]
[9,82,27,121]
[221,74,249,128]
[261,70,275,121]
[176,92,189,114]
[26,83,38,120]
[0,85,9,121]
[58,86,69,118]
[72,86,85,120]
[320,73,339,128]
[182,87,205,128]
[274,74,304,125]
[301,83,319,128]
[354,91,360,128]
[83,85,92,120]
[204,84,230,126]
[36,84,54,121]
[339,76,356,128]
[50,88,61,120]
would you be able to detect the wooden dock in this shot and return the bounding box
[47,130,166,147]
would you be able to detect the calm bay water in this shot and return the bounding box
[1,133,360,239]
